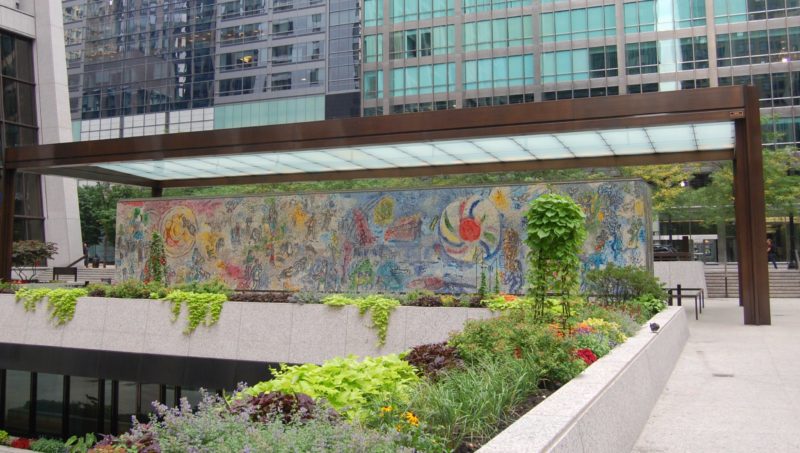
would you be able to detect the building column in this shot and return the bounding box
[733,86,771,325]
[0,169,17,281]
[151,186,163,198]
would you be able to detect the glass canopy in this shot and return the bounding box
[96,121,735,181]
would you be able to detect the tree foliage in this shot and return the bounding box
[12,240,58,280]
[78,183,147,246]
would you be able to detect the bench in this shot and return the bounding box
[52,266,78,282]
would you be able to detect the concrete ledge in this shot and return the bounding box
[654,261,707,295]
[479,306,688,453]
[0,295,492,364]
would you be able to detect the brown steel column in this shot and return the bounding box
[733,86,771,325]
[0,169,16,281]
[151,185,163,198]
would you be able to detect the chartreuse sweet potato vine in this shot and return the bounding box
[246,354,419,421]
[162,290,227,334]
[323,294,399,346]
[15,287,88,325]
[525,193,586,320]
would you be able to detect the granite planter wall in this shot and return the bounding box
[0,294,493,365]
[479,306,688,453]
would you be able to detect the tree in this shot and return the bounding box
[78,183,148,252]
[12,240,58,281]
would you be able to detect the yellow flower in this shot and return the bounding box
[404,411,420,427]
[380,405,393,414]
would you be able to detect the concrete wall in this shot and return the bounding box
[33,0,83,266]
[654,261,707,295]
[479,306,688,453]
[0,294,493,364]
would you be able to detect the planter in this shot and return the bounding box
[479,306,688,453]
[0,294,494,364]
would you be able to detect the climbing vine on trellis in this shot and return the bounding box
[524,193,586,320]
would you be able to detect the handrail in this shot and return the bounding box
[66,255,87,268]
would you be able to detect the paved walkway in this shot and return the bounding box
[633,298,800,452]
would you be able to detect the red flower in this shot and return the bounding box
[513,346,522,359]
[11,437,31,449]
[575,348,597,365]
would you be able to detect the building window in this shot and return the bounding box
[391,0,454,23]
[541,6,615,43]
[542,46,618,83]
[715,0,800,23]
[364,34,383,62]
[219,49,261,71]
[218,77,256,96]
[463,0,530,15]
[391,63,456,96]
[717,28,800,67]
[543,87,618,101]
[464,16,533,52]
[626,41,658,75]
[365,0,384,27]
[271,72,292,91]
[363,70,383,99]
[463,55,534,91]
[391,26,454,59]
[628,83,659,94]
[679,37,709,69]
[624,0,705,32]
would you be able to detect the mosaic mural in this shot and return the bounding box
[115,180,651,293]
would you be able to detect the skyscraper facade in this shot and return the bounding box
[0,1,82,265]
[65,1,800,147]
[63,0,360,141]
[365,0,800,147]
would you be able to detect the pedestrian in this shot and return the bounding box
[82,242,89,268]
[767,238,778,269]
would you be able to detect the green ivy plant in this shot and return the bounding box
[323,294,400,346]
[524,193,587,320]
[15,287,88,325]
[144,232,167,285]
[163,290,227,334]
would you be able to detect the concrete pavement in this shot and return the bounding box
[633,298,800,452]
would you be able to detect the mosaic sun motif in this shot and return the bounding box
[438,196,501,262]
[160,205,197,257]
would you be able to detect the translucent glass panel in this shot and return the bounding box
[541,6,615,43]
[624,0,705,33]
[391,63,456,96]
[717,28,800,67]
[391,26,454,59]
[542,46,618,83]
[391,0,454,23]
[463,0,531,14]
[364,34,383,62]
[213,95,324,129]
[364,70,384,99]
[463,17,533,52]
[463,55,534,90]
[96,122,736,181]
[364,0,384,27]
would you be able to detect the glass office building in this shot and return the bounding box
[364,0,800,147]
[63,0,360,140]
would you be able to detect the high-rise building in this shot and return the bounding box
[0,1,81,266]
[65,1,800,148]
[63,0,360,140]
[364,0,800,147]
